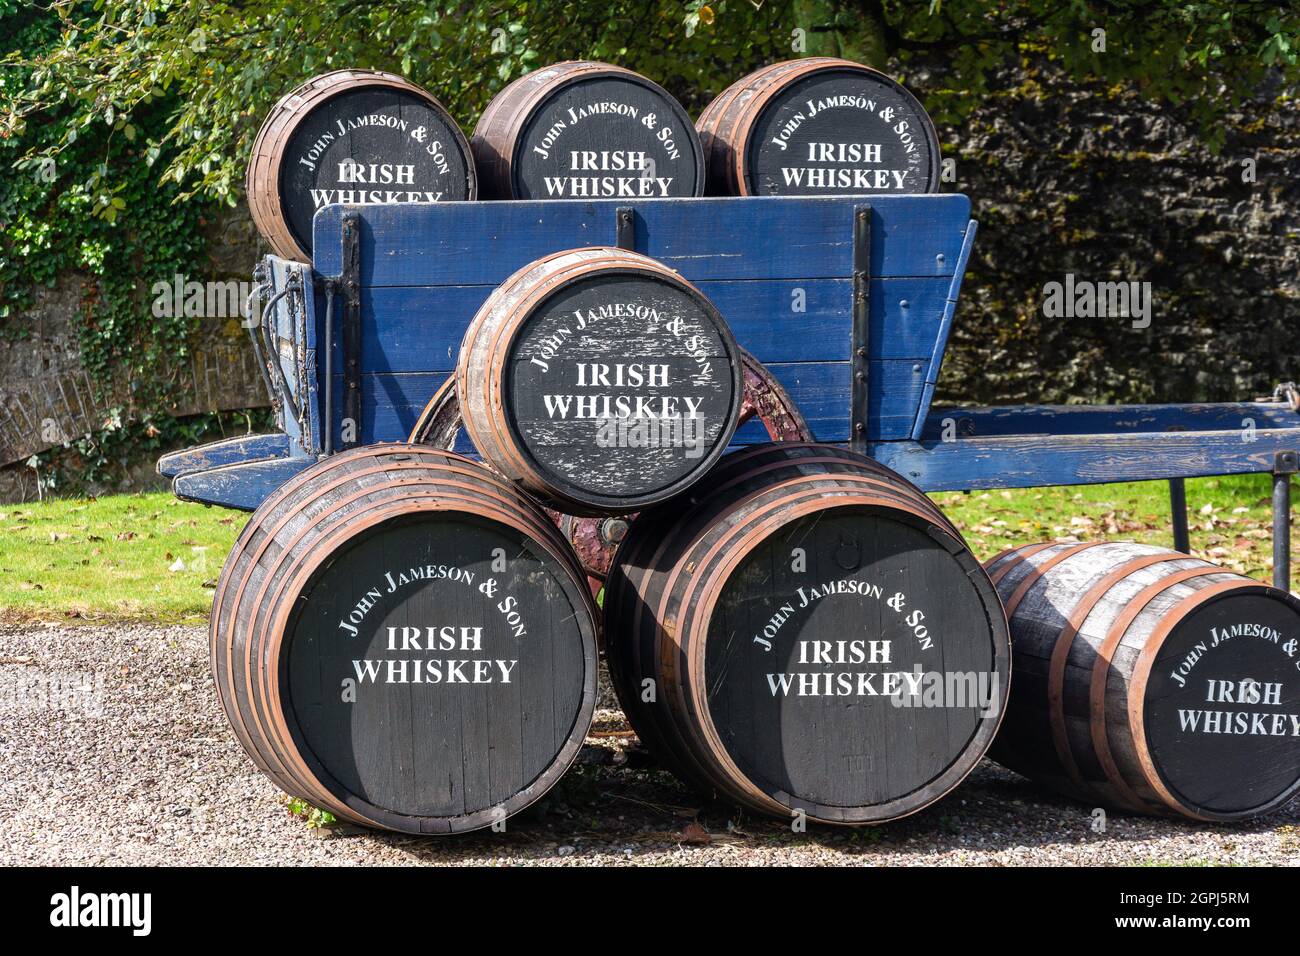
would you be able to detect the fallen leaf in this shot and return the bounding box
[679,821,712,845]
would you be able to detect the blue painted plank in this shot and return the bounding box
[763,363,847,443]
[328,359,924,446]
[868,428,1300,492]
[322,276,949,373]
[173,455,319,511]
[918,402,1300,440]
[329,372,443,448]
[911,219,978,439]
[313,195,972,285]
[156,433,294,479]
[758,361,926,441]
[860,360,929,439]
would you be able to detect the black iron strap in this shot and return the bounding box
[851,205,871,453]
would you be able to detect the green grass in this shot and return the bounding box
[934,473,1289,585]
[0,473,1293,624]
[0,492,243,624]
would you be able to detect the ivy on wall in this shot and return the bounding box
[0,4,249,495]
[1,4,212,386]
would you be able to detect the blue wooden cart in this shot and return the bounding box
[158,194,1300,588]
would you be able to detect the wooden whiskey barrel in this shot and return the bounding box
[697,58,940,197]
[247,70,476,261]
[210,444,598,834]
[410,347,813,594]
[456,246,743,515]
[603,443,1010,824]
[987,541,1300,821]
[471,61,704,199]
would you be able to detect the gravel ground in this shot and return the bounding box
[1,621,1297,867]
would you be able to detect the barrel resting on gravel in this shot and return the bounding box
[2,620,1296,865]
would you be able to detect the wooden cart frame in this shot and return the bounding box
[158,195,1300,588]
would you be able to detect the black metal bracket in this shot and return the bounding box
[615,206,635,250]
[851,205,871,454]
[319,276,335,457]
[317,212,363,456]
[341,213,362,449]
[1169,477,1190,553]
[1275,450,1297,591]
[246,259,276,403]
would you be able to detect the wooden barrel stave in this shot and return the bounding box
[247,70,475,260]
[250,486,587,832]
[457,246,743,515]
[223,461,536,812]
[472,61,704,200]
[236,470,550,785]
[212,444,598,833]
[668,488,953,818]
[661,483,923,815]
[698,491,993,820]
[697,60,814,197]
[990,541,1300,821]
[605,443,1011,824]
[696,58,940,197]
[994,544,1216,808]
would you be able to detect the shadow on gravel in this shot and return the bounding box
[317,742,1298,865]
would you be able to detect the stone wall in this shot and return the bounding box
[913,60,1299,407]
[0,206,270,468]
[0,206,270,500]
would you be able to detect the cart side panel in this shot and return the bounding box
[264,256,318,454]
[310,196,974,447]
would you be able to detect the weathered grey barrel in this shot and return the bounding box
[697,57,940,196]
[471,61,704,199]
[210,444,598,834]
[603,443,1010,824]
[987,541,1300,821]
[456,246,743,516]
[247,69,476,260]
